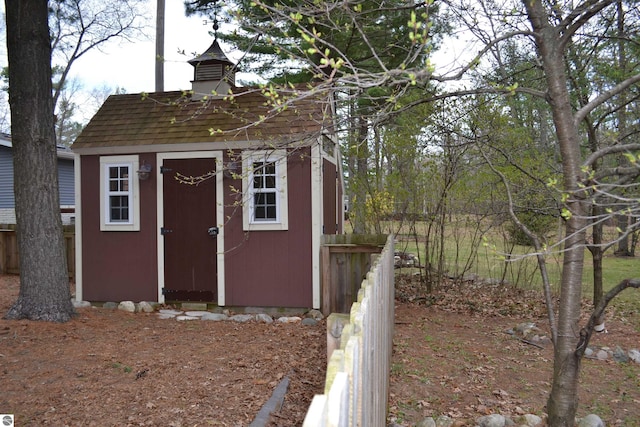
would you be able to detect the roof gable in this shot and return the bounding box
[72,87,332,150]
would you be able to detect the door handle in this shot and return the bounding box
[207,227,219,237]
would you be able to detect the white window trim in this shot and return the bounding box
[99,155,140,231]
[242,150,288,231]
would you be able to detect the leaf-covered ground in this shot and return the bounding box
[390,273,640,426]
[0,275,325,427]
[1,273,638,426]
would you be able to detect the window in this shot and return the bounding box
[108,165,130,222]
[252,161,277,221]
[100,156,140,231]
[243,150,288,231]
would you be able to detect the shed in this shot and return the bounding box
[72,40,344,309]
[0,133,75,224]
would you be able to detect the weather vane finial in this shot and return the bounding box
[211,0,221,40]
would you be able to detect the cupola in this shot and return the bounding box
[188,39,236,100]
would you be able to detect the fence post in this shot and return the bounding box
[306,234,395,427]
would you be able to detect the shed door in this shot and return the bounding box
[162,158,217,301]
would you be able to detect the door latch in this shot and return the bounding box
[207,226,219,237]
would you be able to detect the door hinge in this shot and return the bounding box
[161,227,173,235]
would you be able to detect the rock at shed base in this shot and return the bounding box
[118,301,136,313]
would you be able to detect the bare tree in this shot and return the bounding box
[521,2,640,423]
[212,0,640,424]
[48,0,149,106]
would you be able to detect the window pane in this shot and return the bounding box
[253,190,277,220]
[108,166,130,192]
[265,175,275,188]
[264,163,276,175]
[266,205,276,219]
[109,195,129,222]
[266,193,276,204]
[250,158,279,223]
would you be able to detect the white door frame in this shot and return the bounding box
[156,151,225,305]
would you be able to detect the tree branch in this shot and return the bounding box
[480,148,558,345]
[430,30,535,83]
[574,72,640,128]
[582,142,640,168]
[575,278,640,358]
[558,0,616,51]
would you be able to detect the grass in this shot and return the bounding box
[387,217,640,311]
[111,362,133,373]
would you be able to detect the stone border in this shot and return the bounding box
[72,299,324,325]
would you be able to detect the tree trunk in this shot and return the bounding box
[4,0,75,322]
[523,1,588,425]
[351,107,370,234]
[614,0,631,257]
[589,207,606,329]
[585,118,605,327]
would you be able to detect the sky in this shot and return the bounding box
[68,1,229,94]
[0,1,472,127]
[0,1,228,129]
[65,2,469,95]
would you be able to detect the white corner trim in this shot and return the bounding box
[311,142,322,309]
[74,153,83,302]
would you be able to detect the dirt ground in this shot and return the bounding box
[1,274,639,426]
[0,275,326,427]
[390,274,640,426]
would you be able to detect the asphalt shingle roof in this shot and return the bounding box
[72,86,330,150]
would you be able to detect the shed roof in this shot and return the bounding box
[72,86,331,150]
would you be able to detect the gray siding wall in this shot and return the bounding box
[0,146,74,217]
[58,158,75,205]
[0,146,15,209]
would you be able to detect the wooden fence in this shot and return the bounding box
[0,225,76,280]
[304,234,395,427]
[320,234,389,314]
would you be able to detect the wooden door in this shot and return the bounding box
[162,157,217,301]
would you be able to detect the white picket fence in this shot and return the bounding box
[303,234,395,427]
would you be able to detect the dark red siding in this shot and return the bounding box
[81,154,158,302]
[223,149,313,308]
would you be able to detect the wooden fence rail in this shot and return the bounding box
[0,226,76,280]
[304,234,395,427]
